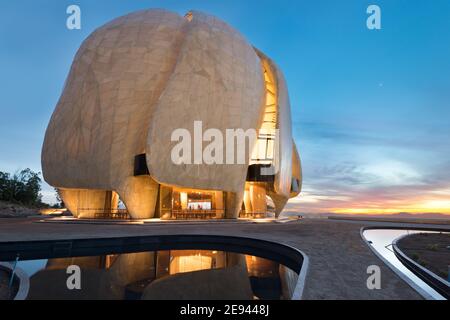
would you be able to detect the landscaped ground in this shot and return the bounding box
[0,201,40,218]
[397,233,450,281]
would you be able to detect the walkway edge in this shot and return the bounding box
[360,227,434,300]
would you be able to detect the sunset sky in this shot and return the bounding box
[1,0,449,215]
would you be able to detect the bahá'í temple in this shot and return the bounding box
[42,9,302,220]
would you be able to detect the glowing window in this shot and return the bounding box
[251,67,277,165]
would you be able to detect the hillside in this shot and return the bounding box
[0,200,40,218]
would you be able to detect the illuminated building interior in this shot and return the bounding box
[244,61,279,218]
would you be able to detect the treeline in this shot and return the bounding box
[0,168,45,207]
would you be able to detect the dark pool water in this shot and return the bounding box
[2,249,299,300]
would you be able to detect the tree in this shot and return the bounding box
[54,188,64,208]
[0,171,11,201]
[0,169,43,206]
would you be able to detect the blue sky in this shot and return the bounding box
[1,0,450,214]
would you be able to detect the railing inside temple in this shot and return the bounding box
[77,208,131,220]
[240,211,272,219]
[74,209,274,220]
[75,209,227,220]
[171,209,225,220]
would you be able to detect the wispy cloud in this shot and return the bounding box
[291,119,450,215]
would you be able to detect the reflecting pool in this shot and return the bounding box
[2,249,299,300]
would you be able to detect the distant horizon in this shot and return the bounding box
[285,211,450,219]
[1,1,450,216]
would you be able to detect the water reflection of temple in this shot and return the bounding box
[27,250,298,300]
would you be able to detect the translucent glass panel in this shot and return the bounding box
[251,68,277,165]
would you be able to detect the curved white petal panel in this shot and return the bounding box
[146,11,265,194]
